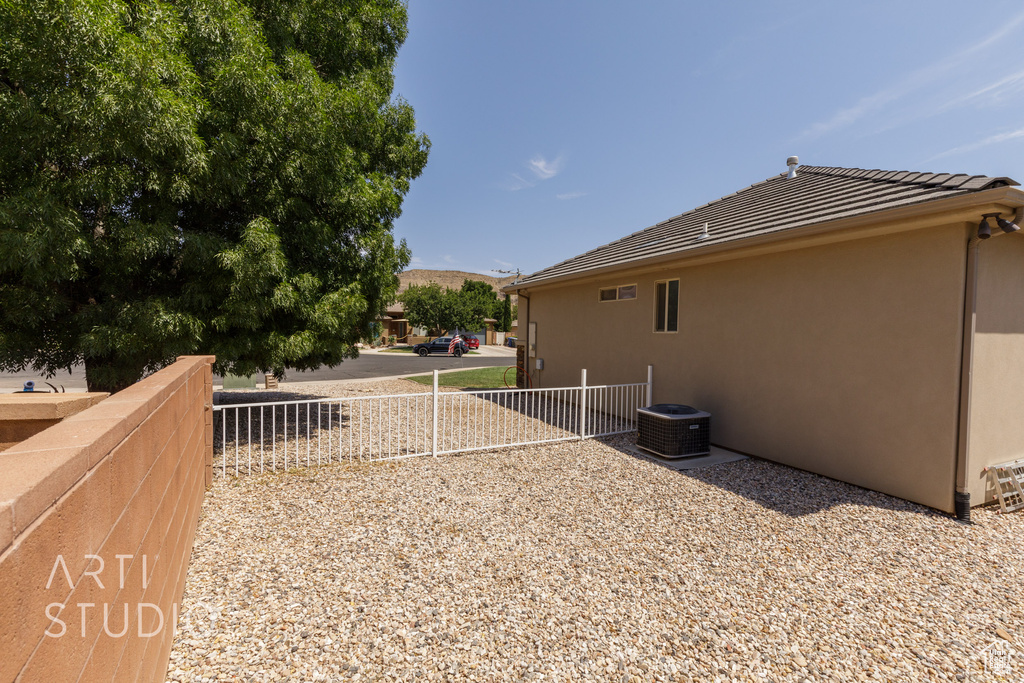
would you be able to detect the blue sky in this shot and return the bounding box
[391,1,1024,279]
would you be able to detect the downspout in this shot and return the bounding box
[517,290,531,388]
[954,230,981,522]
[954,206,1024,521]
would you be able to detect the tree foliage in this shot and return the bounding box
[498,294,512,333]
[399,283,465,337]
[0,0,428,391]
[460,278,498,325]
[399,279,505,337]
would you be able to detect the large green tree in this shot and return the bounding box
[460,278,498,324]
[498,294,512,333]
[0,0,428,392]
[399,283,470,337]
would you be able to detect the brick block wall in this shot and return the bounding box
[0,356,214,682]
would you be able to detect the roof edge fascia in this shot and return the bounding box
[505,186,1024,294]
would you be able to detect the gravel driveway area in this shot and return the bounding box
[168,382,1023,682]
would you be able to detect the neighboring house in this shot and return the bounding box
[505,160,1024,516]
[377,302,409,342]
[379,312,502,345]
[377,307,504,346]
[480,317,499,345]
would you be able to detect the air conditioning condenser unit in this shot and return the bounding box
[636,404,711,457]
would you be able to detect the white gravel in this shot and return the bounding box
[168,381,1024,682]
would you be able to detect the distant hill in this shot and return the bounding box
[399,269,517,299]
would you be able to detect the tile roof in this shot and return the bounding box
[513,165,1018,288]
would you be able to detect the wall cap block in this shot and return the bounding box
[0,393,108,421]
[0,446,91,538]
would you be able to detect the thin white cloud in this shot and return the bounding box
[797,11,1024,141]
[502,173,534,192]
[493,258,514,268]
[528,155,564,180]
[799,88,904,141]
[501,155,566,191]
[960,13,1024,55]
[866,65,1024,138]
[442,254,455,264]
[556,191,587,201]
[409,256,424,265]
[936,69,1024,113]
[926,126,1024,162]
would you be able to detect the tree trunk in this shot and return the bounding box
[83,356,144,394]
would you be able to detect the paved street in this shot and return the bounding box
[0,345,519,392]
[279,345,517,384]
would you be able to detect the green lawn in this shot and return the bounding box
[378,346,415,353]
[405,366,515,389]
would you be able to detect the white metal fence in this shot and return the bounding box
[212,367,653,477]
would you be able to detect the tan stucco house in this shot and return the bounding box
[505,161,1024,517]
[376,302,410,342]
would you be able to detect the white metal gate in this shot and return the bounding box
[212,367,653,476]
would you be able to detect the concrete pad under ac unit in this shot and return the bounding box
[627,444,749,471]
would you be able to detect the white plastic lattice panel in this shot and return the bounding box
[988,462,1024,514]
[1009,459,1024,486]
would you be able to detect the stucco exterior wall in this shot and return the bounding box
[525,224,969,512]
[966,232,1024,504]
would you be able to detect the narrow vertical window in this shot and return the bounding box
[655,279,678,332]
[667,280,678,331]
[656,282,667,331]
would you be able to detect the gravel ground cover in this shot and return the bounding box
[168,382,1024,682]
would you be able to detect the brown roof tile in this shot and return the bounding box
[940,174,970,188]
[513,165,1018,288]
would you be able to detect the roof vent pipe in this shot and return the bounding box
[787,156,799,179]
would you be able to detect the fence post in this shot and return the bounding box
[646,364,653,407]
[579,368,587,439]
[432,369,439,457]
